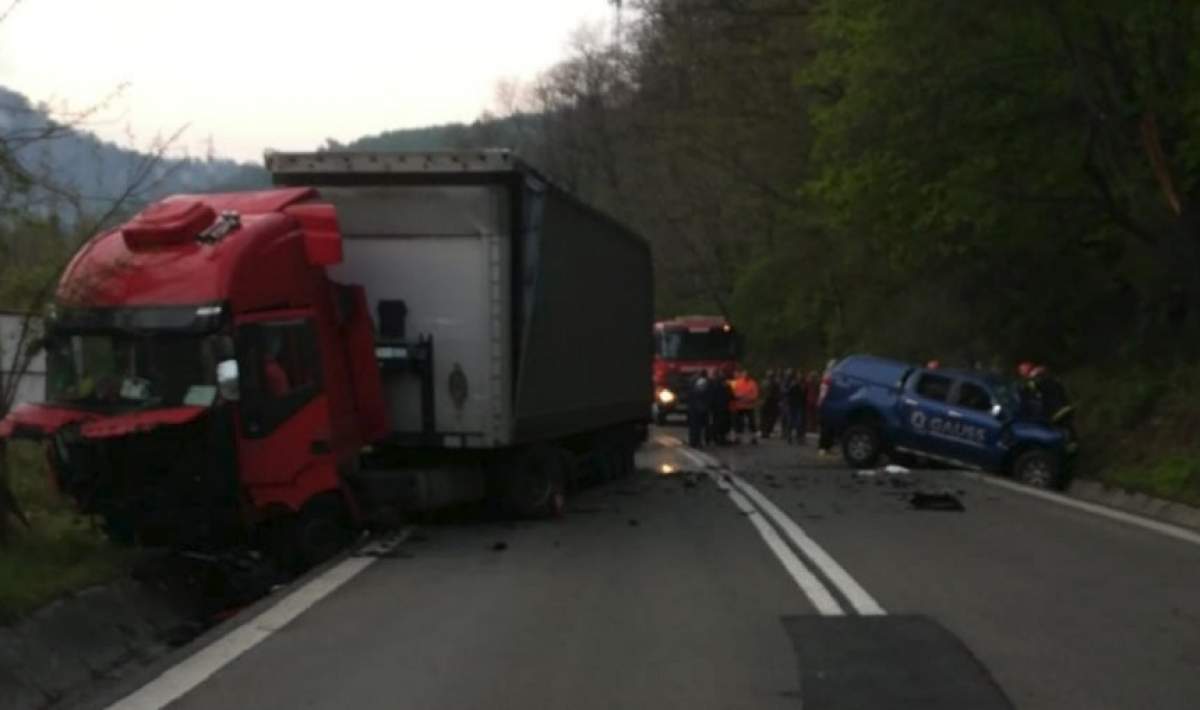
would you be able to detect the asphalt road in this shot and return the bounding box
[89,428,1200,710]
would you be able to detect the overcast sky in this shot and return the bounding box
[0,0,615,162]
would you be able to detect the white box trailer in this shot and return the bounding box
[266,151,653,513]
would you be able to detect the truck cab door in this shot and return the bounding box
[234,313,336,509]
[895,371,955,457]
[941,379,1007,469]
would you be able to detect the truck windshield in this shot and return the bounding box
[659,329,738,361]
[46,332,231,410]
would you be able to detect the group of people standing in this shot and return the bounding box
[684,367,822,449]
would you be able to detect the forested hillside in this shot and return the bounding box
[375,1,1199,498]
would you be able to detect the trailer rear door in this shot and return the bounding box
[319,185,513,447]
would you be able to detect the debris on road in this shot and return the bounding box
[910,491,965,512]
[356,529,412,558]
[491,541,508,552]
[628,518,640,527]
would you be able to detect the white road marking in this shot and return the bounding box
[106,534,404,710]
[653,434,681,448]
[671,444,854,616]
[701,460,845,615]
[673,446,717,473]
[960,472,1200,548]
[728,474,886,616]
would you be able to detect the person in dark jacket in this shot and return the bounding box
[779,368,795,438]
[686,372,711,448]
[804,370,820,433]
[1030,365,1073,426]
[785,372,807,444]
[759,370,781,439]
[708,366,734,445]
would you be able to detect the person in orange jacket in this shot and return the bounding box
[730,368,760,445]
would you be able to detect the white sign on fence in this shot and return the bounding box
[0,310,46,408]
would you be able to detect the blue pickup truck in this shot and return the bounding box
[819,355,1075,488]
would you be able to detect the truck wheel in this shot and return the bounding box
[618,443,636,479]
[1012,449,1060,489]
[269,495,353,573]
[842,424,882,468]
[507,448,567,518]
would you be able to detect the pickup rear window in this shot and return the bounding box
[955,382,993,411]
[914,373,953,401]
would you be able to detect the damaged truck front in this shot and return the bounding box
[0,189,388,564]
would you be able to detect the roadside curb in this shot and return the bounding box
[0,579,185,710]
[1066,479,1200,534]
[72,531,396,710]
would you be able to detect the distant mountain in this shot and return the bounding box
[0,86,269,219]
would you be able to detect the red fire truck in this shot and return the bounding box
[651,315,741,424]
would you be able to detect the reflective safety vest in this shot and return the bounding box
[731,376,759,411]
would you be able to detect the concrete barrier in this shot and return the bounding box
[1068,479,1200,533]
[0,579,183,709]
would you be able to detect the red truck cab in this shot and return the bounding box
[0,189,388,561]
[651,315,741,424]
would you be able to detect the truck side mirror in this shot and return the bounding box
[217,360,241,402]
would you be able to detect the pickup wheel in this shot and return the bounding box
[1012,449,1061,489]
[842,423,882,468]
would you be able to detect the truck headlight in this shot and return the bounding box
[658,389,676,405]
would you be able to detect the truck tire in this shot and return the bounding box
[1012,449,1061,489]
[618,442,636,478]
[263,494,352,574]
[842,424,882,468]
[507,448,567,518]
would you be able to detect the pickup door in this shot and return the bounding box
[895,371,955,454]
[896,373,1006,469]
[940,379,1007,469]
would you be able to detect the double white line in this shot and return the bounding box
[675,443,885,617]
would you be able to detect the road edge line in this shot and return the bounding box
[962,472,1200,548]
[106,552,384,709]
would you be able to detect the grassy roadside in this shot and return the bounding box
[1068,363,1200,508]
[0,441,131,624]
